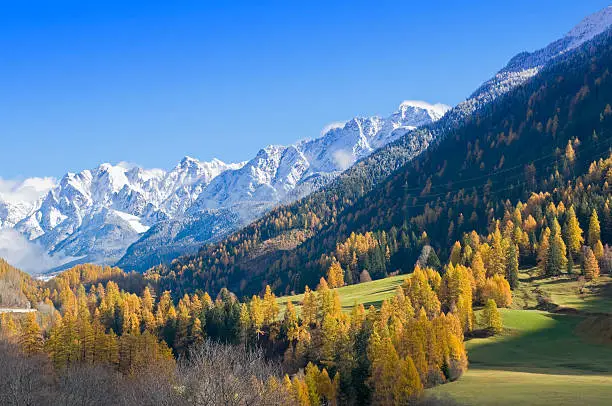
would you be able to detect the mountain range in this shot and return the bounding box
[2,5,612,275]
[0,101,449,273]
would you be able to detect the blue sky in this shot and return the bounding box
[1,0,610,179]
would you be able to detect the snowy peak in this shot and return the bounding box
[449,6,612,127]
[566,6,612,50]
[318,100,449,139]
[396,100,451,122]
[0,177,55,205]
[187,100,447,215]
[0,177,55,229]
[122,98,450,271]
[6,155,244,270]
[169,156,244,187]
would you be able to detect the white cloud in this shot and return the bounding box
[332,149,355,171]
[0,229,77,274]
[320,121,347,136]
[0,177,56,204]
[116,161,139,170]
[399,100,452,118]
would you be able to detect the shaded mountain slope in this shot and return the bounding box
[151,24,612,298]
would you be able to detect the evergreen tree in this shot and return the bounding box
[368,331,422,405]
[567,253,575,275]
[304,362,321,406]
[317,368,336,405]
[449,241,462,265]
[327,261,345,288]
[262,285,280,325]
[565,139,576,162]
[291,376,311,406]
[440,264,473,332]
[537,227,551,273]
[564,206,584,258]
[506,243,519,289]
[249,295,264,331]
[192,317,204,344]
[594,240,605,260]
[175,300,192,351]
[282,301,299,342]
[426,248,441,270]
[238,303,251,342]
[301,286,318,326]
[470,251,486,302]
[19,312,43,354]
[359,269,372,283]
[480,299,503,334]
[603,201,612,243]
[582,246,600,280]
[76,298,94,362]
[588,209,601,247]
[489,225,506,276]
[142,286,154,313]
[545,219,567,276]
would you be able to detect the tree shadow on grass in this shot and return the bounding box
[466,312,612,376]
[516,274,612,315]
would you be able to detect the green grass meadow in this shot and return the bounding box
[429,369,612,406]
[430,271,612,405]
[276,274,406,313]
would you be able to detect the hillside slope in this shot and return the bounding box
[152,18,612,297]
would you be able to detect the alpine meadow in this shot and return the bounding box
[3,3,612,405]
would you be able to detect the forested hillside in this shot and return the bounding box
[1,257,472,404]
[4,87,612,403]
[0,259,41,308]
[150,29,612,298]
[3,143,612,403]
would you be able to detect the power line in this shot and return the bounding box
[399,135,612,194]
[386,148,612,211]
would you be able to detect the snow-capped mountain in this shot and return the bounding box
[4,6,611,274]
[0,177,55,229]
[451,6,612,122]
[0,101,448,273]
[188,100,449,214]
[8,158,243,268]
[117,100,450,271]
[117,6,612,272]
[362,7,612,201]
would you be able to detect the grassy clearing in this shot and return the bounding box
[429,369,612,406]
[512,267,612,314]
[276,274,406,313]
[467,309,612,374]
[430,269,612,405]
[533,275,612,314]
[430,308,612,405]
